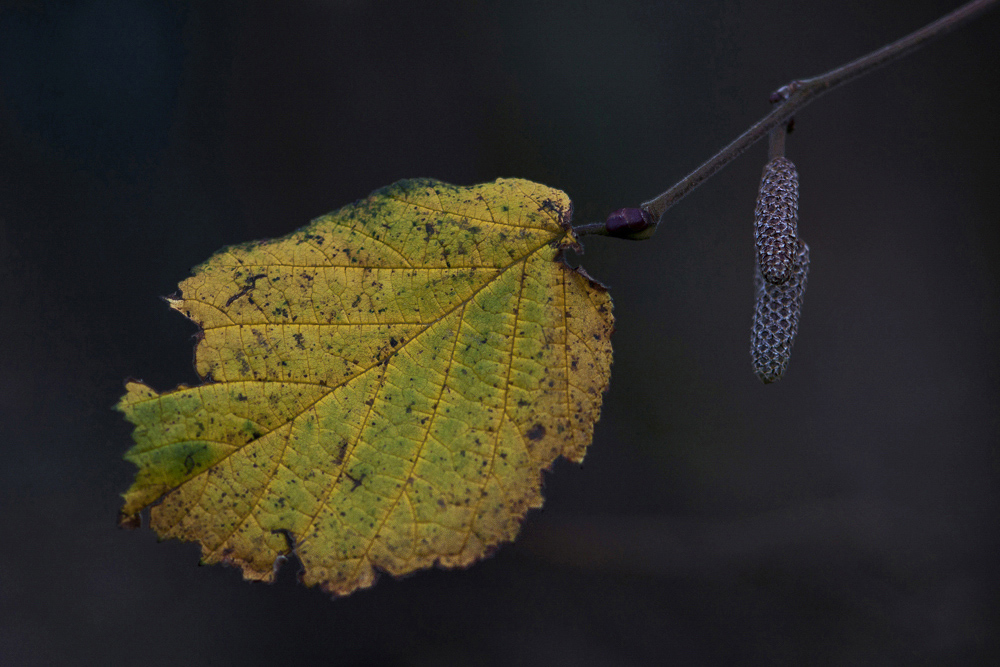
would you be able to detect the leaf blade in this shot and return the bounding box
[119,178,612,596]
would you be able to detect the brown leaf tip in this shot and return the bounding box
[571,264,610,291]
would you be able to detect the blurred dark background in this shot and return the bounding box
[1,1,997,664]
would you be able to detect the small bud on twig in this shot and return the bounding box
[604,208,658,240]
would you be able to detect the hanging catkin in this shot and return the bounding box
[751,240,809,383]
[754,157,799,285]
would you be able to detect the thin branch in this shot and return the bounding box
[616,0,997,226]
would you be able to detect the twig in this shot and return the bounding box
[576,0,998,234]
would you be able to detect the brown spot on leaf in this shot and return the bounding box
[526,423,546,440]
[225,273,267,307]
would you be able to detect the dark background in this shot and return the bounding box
[1,1,997,664]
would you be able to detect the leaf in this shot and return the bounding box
[118,178,613,597]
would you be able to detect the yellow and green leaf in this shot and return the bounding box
[119,178,613,596]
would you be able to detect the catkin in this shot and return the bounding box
[754,157,799,284]
[751,240,809,383]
